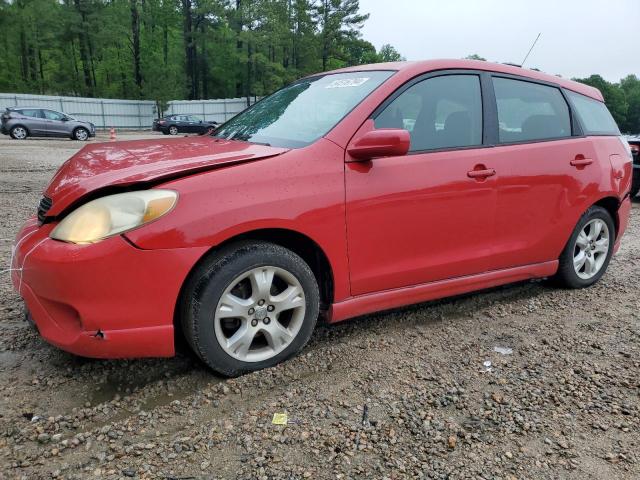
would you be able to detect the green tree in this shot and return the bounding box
[378,44,405,62]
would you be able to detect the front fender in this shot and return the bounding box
[125,139,351,301]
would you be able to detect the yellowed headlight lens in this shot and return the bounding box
[50,190,177,244]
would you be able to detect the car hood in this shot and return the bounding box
[43,136,289,217]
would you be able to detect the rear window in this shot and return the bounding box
[493,77,571,143]
[566,91,620,135]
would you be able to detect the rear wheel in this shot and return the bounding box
[169,125,178,135]
[180,241,320,376]
[10,125,28,140]
[554,206,615,288]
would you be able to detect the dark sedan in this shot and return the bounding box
[152,115,218,135]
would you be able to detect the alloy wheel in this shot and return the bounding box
[573,218,610,280]
[169,126,178,135]
[75,128,88,141]
[214,266,305,362]
[12,127,27,139]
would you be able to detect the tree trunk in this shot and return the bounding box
[321,1,329,71]
[199,22,208,99]
[234,0,243,97]
[131,0,143,95]
[181,0,197,99]
[163,23,168,66]
[245,40,252,106]
[74,0,94,95]
[19,26,28,82]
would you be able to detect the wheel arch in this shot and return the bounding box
[173,228,335,342]
[592,196,621,236]
[10,124,29,136]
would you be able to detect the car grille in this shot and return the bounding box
[37,196,53,223]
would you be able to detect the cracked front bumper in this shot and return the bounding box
[11,218,208,358]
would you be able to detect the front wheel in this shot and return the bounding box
[180,241,320,376]
[73,127,89,141]
[553,206,615,288]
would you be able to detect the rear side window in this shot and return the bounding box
[18,109,43,118]
[566,91,620,135]
[493,77,571,143]
[375,75,483,151]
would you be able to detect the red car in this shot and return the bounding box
[12,60,632,376]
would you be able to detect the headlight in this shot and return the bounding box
[50,190,177,244]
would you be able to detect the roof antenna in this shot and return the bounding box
[521,32,541,67]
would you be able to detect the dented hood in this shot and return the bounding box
[43,136,289,216]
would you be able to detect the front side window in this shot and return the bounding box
[375,75,483,151]
[566,90,619,135]
[43,110,65,121]
[215,71,395,148]
[494,77,570,143]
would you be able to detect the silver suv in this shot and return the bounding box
[1,107,96,141]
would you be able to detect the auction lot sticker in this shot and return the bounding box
[325,77,370,88]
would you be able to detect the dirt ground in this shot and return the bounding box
[0,133,638,480]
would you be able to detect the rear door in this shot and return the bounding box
[487,75,602,270]
[18,109,48,135]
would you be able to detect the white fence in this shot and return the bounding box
[0,93,257,129]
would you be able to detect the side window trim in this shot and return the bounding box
[489,73,576,145]
[370,69,487,154]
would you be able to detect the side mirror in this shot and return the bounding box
[347,129,410,161]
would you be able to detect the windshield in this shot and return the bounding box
[214,70,395,148]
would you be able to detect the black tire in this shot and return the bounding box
[630,179,640,199]
[553,206,615,289]
[73,127,89,141]
[162,130,170,135]
[168,125,178,135]
[9,125,28,140]
[180,241,320,377]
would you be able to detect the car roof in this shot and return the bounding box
[322,59,604,102]
[8,106,61,111]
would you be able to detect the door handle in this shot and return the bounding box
[570,157,593,167]
[467,168,496,179]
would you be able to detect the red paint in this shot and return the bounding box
[12,60,632,359]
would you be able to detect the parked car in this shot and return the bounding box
[1,107,95,141]
[627,136,639,197]
[12,60,632,376]
[152,115,218,135]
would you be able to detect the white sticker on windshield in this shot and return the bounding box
[325,77,370,89]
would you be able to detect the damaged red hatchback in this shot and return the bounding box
[12,60,632,376]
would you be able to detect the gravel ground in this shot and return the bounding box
[0,133,639,480]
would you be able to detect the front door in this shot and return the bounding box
[345,73,498,296]
[42,109,69,137]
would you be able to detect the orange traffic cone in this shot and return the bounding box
[109,128,116,141]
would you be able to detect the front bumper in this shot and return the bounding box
[11,219,208,358]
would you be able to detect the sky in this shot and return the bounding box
[359,0,639,82]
